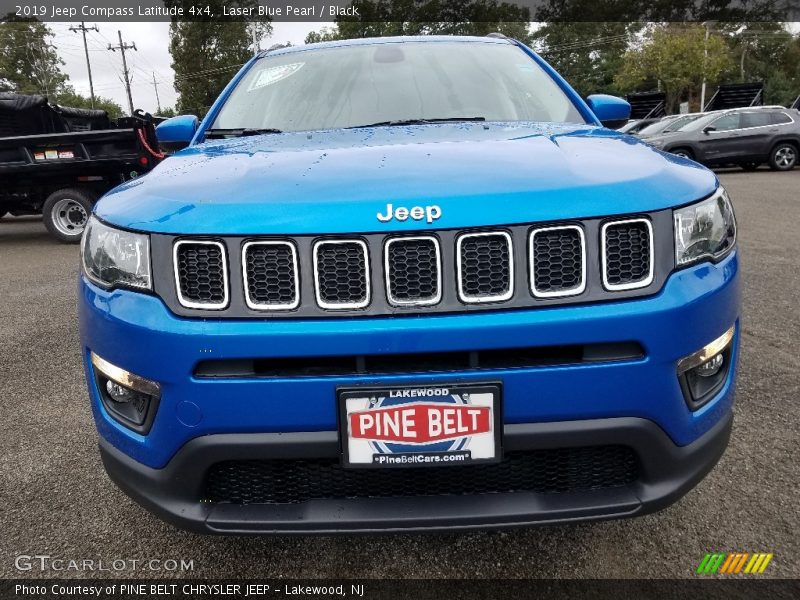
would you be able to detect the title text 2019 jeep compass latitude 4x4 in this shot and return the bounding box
[79,36,740,534]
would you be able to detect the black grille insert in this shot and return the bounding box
[203,445,639,505]
[603,220,652,289]
[531,226,584,296]
[458,232,512,302]
[194,342,645,378]
[243,242,298,309]
[174,241,227,308]
[385,237,440,305]
[314,240,369,308]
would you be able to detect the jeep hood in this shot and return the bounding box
[96,122,717,235]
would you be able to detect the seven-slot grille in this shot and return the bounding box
[385,236,441,306]
[243,241,299,310]
[529,226,585,297]
[171,218,656,313]
[313,240,370,309]
[457,232,514,303]
[602,219,654,290]
[174,240,228,309]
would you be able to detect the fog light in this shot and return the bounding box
[106,380,135,402]
[91,352,160,433]
[677,325,735,410]
[695,353,724,378]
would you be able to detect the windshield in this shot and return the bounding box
[679,112,723,131]
[211,41,585,133]
[618,120,643,133]
[636,117,677,137]
[664,114,702,132]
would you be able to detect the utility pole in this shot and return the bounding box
[108,30,137,115]
[69,22,99,108]
[152,72,162,113]
[700,21,717,112]
[26,41,58,98]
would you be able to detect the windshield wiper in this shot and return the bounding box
[347,117,486,129]
[205,127,283,138]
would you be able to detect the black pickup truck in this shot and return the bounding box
[0,93,163,242]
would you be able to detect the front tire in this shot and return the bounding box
[671,148,693,160]
[769,143,797,171]
[42,188,95,243]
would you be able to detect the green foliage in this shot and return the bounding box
[157,106,178,118]
[615,24,733,112]
[52,86,125,119]
[716,23,799,107]
[533,22,636,97]
[164,1,272,117]
[305,0,532,45]
[0,18,67,96]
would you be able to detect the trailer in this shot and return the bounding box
[0,93,164,242]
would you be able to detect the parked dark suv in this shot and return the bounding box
[646,107,799,171]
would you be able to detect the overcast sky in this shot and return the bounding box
[49,22,327,113]
[50,21,800,115]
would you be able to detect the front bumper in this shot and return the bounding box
[80,251,740,531]
[99,412,733,534]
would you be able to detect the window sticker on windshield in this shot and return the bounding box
[248,62,305,91]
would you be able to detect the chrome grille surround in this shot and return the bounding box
[456,231,514,304]
[173,239,229,310]
[601,218,654,291]
[312,239,371,310]
[529,225,586,298]
[242,240,300,311]
[384,235,442,307]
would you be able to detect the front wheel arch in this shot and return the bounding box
[669,147,694,160]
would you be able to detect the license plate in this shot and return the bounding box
[338,383,501,468]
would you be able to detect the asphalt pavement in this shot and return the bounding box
[1,169,798,579]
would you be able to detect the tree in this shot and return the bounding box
[532,22,636,97]
[164,1,272,116]
[615,24,733,112]
[53,87,125,119]
[157,106,178,118]
[0,18,67,96]
[306,0,532,45]
[716,22,798,106]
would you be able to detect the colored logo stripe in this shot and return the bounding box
[697,553,773,574]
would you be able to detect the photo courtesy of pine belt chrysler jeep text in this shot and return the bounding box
[78,36,740,534]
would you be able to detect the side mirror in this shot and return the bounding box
[155,115,199,152]
[703,126,716,134]
[586,94,631,129]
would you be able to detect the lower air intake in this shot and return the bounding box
[203,445,639,505]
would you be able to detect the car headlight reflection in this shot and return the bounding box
[674,187,737,267]
[81,216,152,290]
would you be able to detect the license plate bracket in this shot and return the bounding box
[338,383,502,468]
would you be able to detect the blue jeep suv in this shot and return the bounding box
[78,36,740,534]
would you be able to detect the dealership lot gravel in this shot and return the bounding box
[1,169,798,579]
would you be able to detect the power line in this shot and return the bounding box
[152,72,162,113]
[68,22,99,108]
[107,30,137,115]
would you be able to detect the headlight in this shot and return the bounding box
[81,216,151,290]
[674,187,736,267]
[648,138,665,148]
